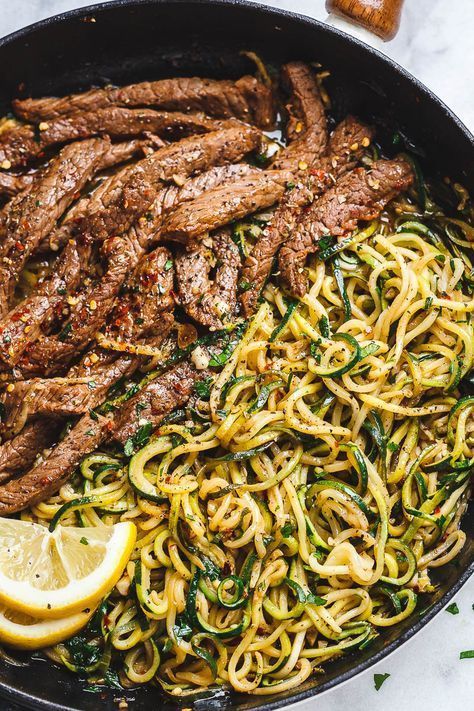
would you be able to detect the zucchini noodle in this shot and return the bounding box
[23,189,473,698]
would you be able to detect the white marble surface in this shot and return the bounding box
[0,2,473,711]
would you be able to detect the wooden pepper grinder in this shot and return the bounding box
[325,0,405,40]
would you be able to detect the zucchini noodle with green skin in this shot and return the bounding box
[22,188,474,697]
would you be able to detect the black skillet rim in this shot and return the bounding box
[0,1,473,710]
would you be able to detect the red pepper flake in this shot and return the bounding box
[15,241,25,251]
[309,168,327,180]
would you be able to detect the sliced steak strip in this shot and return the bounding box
[123,163,262,255]
[0,360,200,514]
[0,359,134,436]
[176,230,241,329]
[108,246,175,339]
[281,61,328,143]
[79,125,261,242]
[279,158,414,296]
[35,138,163,255]
[271,62,328,172]
[99,135,165,169]
[0,137,155,203]
[0,170,35,198]
[0,240,82,369]
[161,169,292,243]
[111,361,202,444]
[0,411,113,514]
[240,116,374,315]
[0,137,110,315]
[0,108,229,167]
[13,75,275,128]
[21,234,137,374]
[0,420,59,485]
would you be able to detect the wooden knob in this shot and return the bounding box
[326,0,405,40]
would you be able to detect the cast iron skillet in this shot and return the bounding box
[0,1,472,709]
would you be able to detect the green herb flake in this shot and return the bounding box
[306,592,327,606]
[460,650,474,659]
[374,672,390,691]
[164,259,173,271]
[446,602,459,615]
[238,279,253,293]
[58,322,72,341]
[280,523,293,538]
[194,376,213,400]
[79,537,89,546]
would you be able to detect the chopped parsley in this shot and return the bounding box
[280,523,294,538]
[164,259,173,271]
[58,322,72,341]
[79,537,89,546]
[460,650,474,659]
[123,420,152,457]
[374,673,390,691]
[194,376,213,400]
[446,602,459,615]
[238,279,253,293]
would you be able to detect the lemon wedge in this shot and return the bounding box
[0,519,136,619]
[0,605,94,650]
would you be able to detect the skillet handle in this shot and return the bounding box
[325,0,405,40]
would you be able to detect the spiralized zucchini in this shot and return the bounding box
[25,187,474,698]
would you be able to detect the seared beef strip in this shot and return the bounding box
[271,62,328,172]
[0,137,111,315]
[0,359,135,436]
[0,411,113,514]
[111,361,203,444]
[0,240,82,369]
[99,135,165,168]
[79,125,261,242]
[161,169,292,243]
[240,116,374,315]
[0,109,233,168]
[0,361,201,513]
[13,75,275,128]
[279,158,414,296]
[35,138,162,255]
[0,170,35,198]
[282,61,328,143]
[175,230,241,329]
[109,245,175,339]
[21,234,138,374]
[0,420,60,485]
